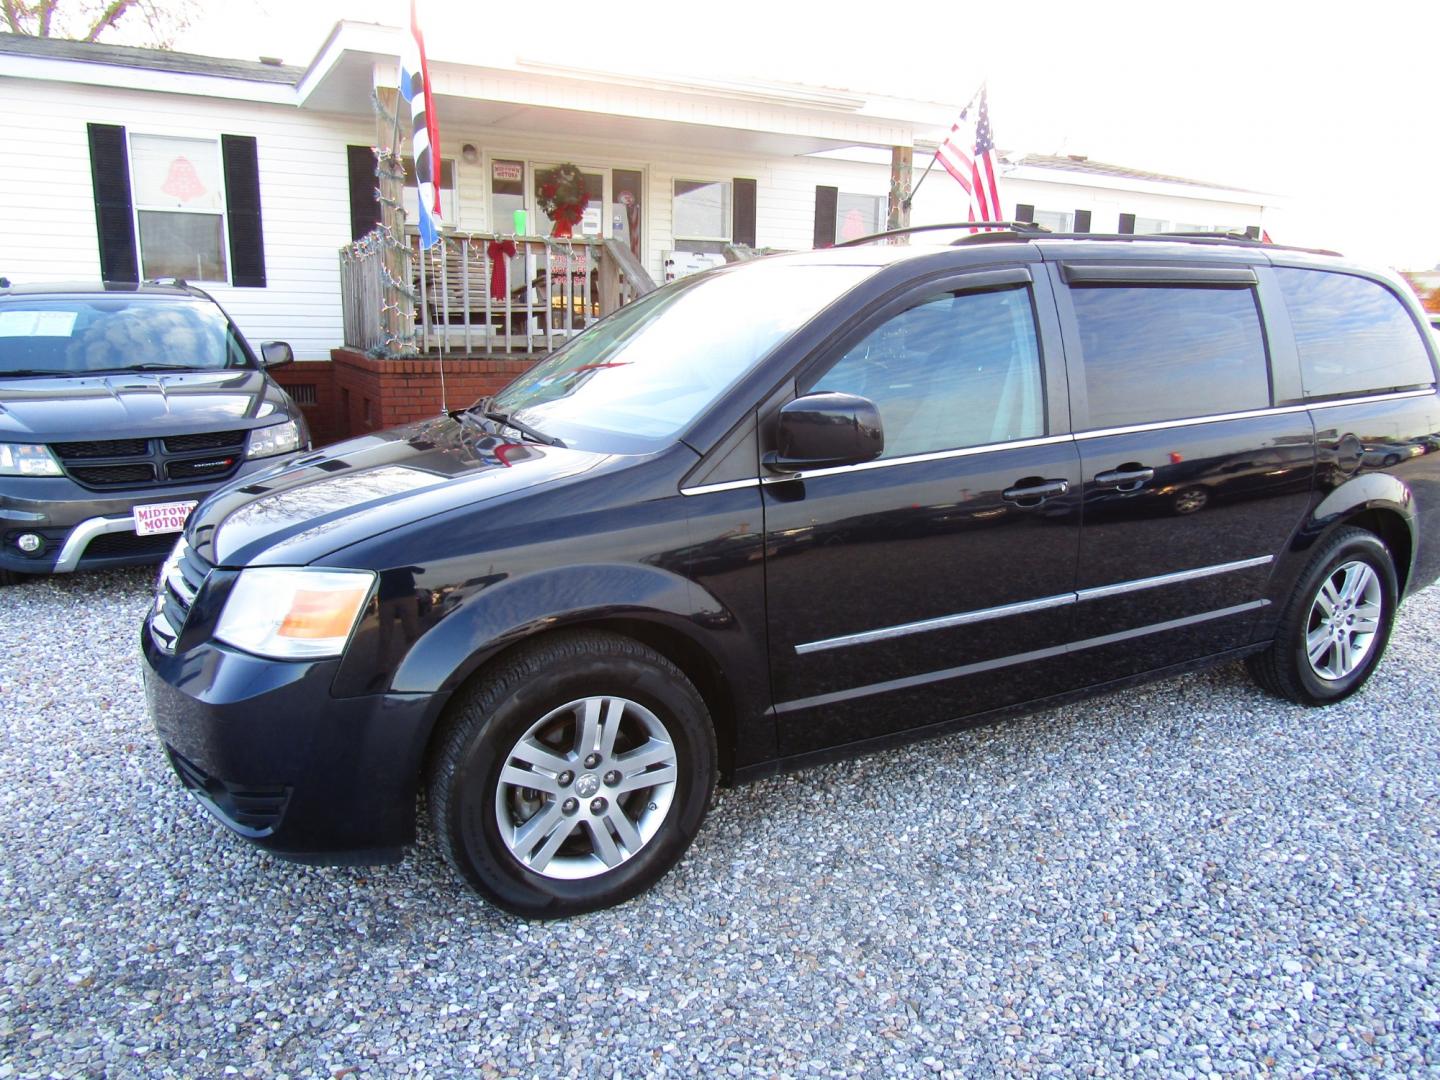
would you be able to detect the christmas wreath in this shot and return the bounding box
[535,163,590,236]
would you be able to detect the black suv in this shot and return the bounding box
[141,230,1440,917]
[0,281,308,583]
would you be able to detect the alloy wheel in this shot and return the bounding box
[1304,560,1383,681]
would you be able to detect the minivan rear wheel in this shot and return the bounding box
[428,630,717,918]
[1245,527,1397,705]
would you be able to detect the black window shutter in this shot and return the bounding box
[221,134,266,288]
[1015,203,1035,223]
[86,123,139,284]
[347,145,381,241]
[733,178,757,248]
[813,185,838,248]
[1074,209,1092,233]
[1244,225,1261,240]
[1118,213,1136,234]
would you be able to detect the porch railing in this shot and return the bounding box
[340,228,656,356]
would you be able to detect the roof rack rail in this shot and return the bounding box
[941,230,1343,257]
[836,221,1050,247]
[144,277,219,302]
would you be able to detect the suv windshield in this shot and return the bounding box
[487,262,874,451]
[0,296,252,376]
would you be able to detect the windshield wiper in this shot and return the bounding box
[116,364,199,372]
[456,400,565,448]
[0,368,69,376]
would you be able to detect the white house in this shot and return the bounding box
[0,23,1277,365]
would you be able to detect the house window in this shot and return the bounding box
[129,134,228,282]
[835,193,884,243]
[1132,216,1170,234]
[673,180,732,242]
[1032,209,1074,233]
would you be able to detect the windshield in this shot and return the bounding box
[0,297,252,376]
[488,262,874,451]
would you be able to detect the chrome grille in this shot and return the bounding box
[151,538,213,652]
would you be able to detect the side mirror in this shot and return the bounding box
[764,391,884,473]
[260,341,294,367]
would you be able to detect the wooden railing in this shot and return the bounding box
[340,228,657,356]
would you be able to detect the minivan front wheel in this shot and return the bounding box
[428,630,717,918]
[1245,527,1398,705]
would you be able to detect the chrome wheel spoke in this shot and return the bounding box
[606,805,643,853]
[1307,627,1333,666]
[500,763,561,795]
[575,696,626,760]
[509,738,572,777]
[1316,579,1341,617]
[530,815,580,872]
[585,817,623,867]
[617,763,677,795]
[511,803,567,862]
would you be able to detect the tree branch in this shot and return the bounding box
[83,0,133,42]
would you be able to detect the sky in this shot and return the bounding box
[155,0,1439,271]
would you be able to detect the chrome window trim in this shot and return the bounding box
[1075,388,1435,441]
[776,599,1269,713]
[795,554,1274,655]
[679,477,762,496]
[759,434,1075,485]
[678,387,1435,494]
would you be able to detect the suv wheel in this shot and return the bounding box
[1245,527,1397,705]
[428,630,717,918]
[0,568,23,587]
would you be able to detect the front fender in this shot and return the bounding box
[387,562,734,695]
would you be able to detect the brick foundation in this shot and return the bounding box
[268,349,542,448]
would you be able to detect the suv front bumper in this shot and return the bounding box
[1,456,284,575]
[141,615,446,863]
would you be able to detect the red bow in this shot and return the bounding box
[486,239,517,301]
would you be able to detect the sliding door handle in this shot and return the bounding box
[1002,478,1070,502]
[1094,467,1155,491]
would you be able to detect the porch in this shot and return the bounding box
[339,226,658,358]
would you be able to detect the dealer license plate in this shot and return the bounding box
[133,500,198,537]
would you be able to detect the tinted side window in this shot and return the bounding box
[1275,268,1436,400]
[1070,285,1270,429]
[808,286,1044,459]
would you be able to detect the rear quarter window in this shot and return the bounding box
[1069,284,1271,430]
[1275,268,1436,400]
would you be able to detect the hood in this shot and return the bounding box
[0,369,288,441]
[189,414,614,567]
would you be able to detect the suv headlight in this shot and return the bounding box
[215,567,375,659]
[0,443,62,476]
[246,419,301,460]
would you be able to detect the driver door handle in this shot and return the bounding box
[1094,467,1155,490]
[1002,478,1070,502]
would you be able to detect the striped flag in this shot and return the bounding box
[935,85,1003,228]
[399,0,442,248]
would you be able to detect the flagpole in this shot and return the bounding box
[903,82,985,210]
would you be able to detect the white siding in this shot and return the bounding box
[0,77,369,360]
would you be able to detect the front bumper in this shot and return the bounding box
[141,614,447,863]
[1,456,287,575]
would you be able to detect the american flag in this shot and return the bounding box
[400,0,442,248]
[935,85,1003,227]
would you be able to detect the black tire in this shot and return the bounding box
[1245,527,1398,705]
[428,630,717,919]
[0,568,24,587]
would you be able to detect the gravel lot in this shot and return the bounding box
[0,567,1437,1079]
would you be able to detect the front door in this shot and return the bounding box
[763,269,1083,758]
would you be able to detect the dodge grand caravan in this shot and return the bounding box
[141,228,1440,917]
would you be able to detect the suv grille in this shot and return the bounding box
[52,430,248,491]
[51,437,150,458]
[68,463,156,486]
[151,539,213,651]
[163,430,247,454]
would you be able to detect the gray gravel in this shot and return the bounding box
[1,567,1438,1079]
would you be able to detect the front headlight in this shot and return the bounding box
[214,567,374,659]
[0,443,62,476]
[246,419,301,460]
